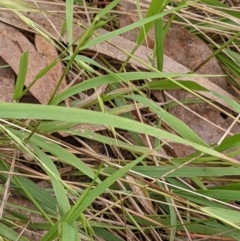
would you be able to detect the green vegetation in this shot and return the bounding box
[0,0,240,240]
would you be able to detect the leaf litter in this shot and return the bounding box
[0,57,15,102]
[0,21,66,104]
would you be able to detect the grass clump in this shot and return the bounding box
[0,0,240,240]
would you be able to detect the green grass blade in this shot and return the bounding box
[203,207,240,230]
[82,7,184,50]
[51,72,203,105]
[197,190,240,201]
[0,222,28,241]
[212,91,240,113]
[93,227,123,241]
[125,94,207,146]
[94,0,121,21]
[0,103,235,162]
[155,18,164,71]
[60,222,77,241]
[13,50,28,101]
[223,49,240,65]
[148,79,208,91]
[136,0,167,46]
[65,0,74,52]
[103,166,240,178]
[216,134,240,152]
[29,144,71,214]
[68,130,156,155]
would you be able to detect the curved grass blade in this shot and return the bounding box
[0,103,236,163]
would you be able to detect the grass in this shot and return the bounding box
[0,0,240,240]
